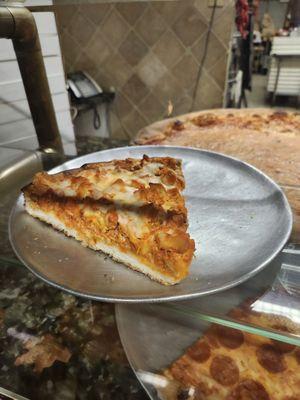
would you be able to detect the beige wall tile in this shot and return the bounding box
[135,5,167,46]
[73,51,100,79]
[67,11,95,47]
[123,108,148,136]
[172,54,199,91]
[85,33,112,65]
[60,30,82,67]
[213,5,235,47]
[192,31,227,69]
[209,55,228,90]
[119,31,148,67]
[153,71,182,105]
[193,69,223,110]
[194,0,229,22]
[101,9,130,48]
[54,5,79,31]
[116,2,148,25]
[79,3,111,26]
[139,92,166,122]
[172,5,207,47]
[173,92,193,116]
[153,30,185,68]
[137,52,168,88]
[122,74,149,104]
[95,70,114,91]
[114,92,134,119]
[109,110,128,140]
[101,52,132,89]
[152,1,192,25]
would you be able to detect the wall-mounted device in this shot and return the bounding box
[67,71,114,130]
[67,71,103,102]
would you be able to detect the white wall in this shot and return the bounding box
[0,5,75,154]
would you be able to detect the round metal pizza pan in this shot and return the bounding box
[9,146,292,302]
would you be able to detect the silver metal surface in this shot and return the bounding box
[0,148,42,193]
[9,146,292,302]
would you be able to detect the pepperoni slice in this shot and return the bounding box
[226,379,270,400]
[256,344,286,373]
[216,325,244,349]
[210,355,239,386]
[187,341,211,363]
[271,325,295,353]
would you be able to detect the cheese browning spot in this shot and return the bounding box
[192,113,221,127]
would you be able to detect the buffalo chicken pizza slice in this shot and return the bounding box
[23,155,195,285]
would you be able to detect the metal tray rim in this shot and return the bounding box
[8,145,293,303]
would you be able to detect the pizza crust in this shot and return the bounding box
[25,199,178,285]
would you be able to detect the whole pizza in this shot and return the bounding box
[135,108,300,242]
[135,108,300,187]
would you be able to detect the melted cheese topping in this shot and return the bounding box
[29,156,185,213]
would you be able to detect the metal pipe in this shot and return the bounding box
[0,6,63,153]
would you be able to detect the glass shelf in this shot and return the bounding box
[116,248,300,345]
[116,249,300,399]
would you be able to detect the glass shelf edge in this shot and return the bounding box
[161,304,300,346]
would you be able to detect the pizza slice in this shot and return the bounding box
[23,155,195,285]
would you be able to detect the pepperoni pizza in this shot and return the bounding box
[163,300,300,400]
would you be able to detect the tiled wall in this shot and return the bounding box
[54,1,234,139]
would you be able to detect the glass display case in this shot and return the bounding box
[1,136,299,399]
[117,249,300,399]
